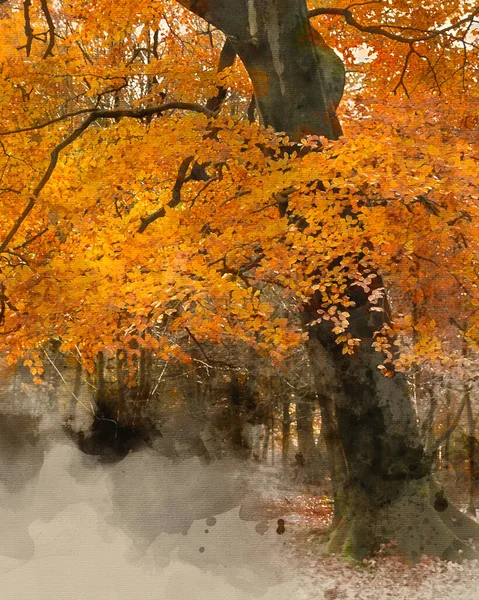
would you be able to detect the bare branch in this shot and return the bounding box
[1,101,211,137]
[308,5,479,45]
[40,0,55,58]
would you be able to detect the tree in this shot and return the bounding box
[0,0,478,560]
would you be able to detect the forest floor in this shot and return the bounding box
[247,465,479,600]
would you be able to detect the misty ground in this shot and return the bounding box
[0,406,477,599]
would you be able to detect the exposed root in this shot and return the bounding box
[326,480,479,562]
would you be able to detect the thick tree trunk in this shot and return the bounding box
[302,287,479,560]
[177,0,344,139]
[177,0,479,560]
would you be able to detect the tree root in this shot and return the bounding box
[326,480,479,562]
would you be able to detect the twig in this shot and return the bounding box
[41,347,96,416]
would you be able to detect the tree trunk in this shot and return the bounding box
[295,393,321,483]
[465,392,477,516]
[262,422,270,463]
[96,350,106,408]
[177,0,479,560]
[177,0,344,139]
[443,387,452,470]
[228,373,248,455]
[302,287,479,561]
[282,399,291,466]
[69,359,82,420]
[116,350,125,405]
[421,383,438,456]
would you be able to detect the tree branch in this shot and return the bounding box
[137,156,194,233]
[206,38,237,113]
[0,103,212,253]
[1,102,211,137]
[20,0,34,56]
[308,5,479,45]
[40,0,55,58]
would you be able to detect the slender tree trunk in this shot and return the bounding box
[137,348,152,402]
[465,392,477,516]
[295,393,320,483]
[271,416,275,465]
[229,373,247,452]
[69,359,82,420]
[422,384,438,456]
[116,350,125,405]
[96,351,106,408]
[444,387,452,469]
[282,399,291,466]
[262,422,270,462]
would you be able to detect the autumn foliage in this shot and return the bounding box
[0,0,477,381]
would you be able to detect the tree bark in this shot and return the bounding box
[444,388,452,469]
[96,350,106,408]
[302,286,479,560]
[177,0,344,139]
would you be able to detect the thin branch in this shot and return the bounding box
[41,347,96,416]
[0,197,36,254]
[411,46,442,93]
[0,101,211,137]
[40,0,55,58]
[190,175,219,204]
[206,38,237,113]
[393,44,414,96]
[308,5,479,44]
[185,326,211,363]
[13,227,49,250]
[0,108,96,137]
[75,40,94,64]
